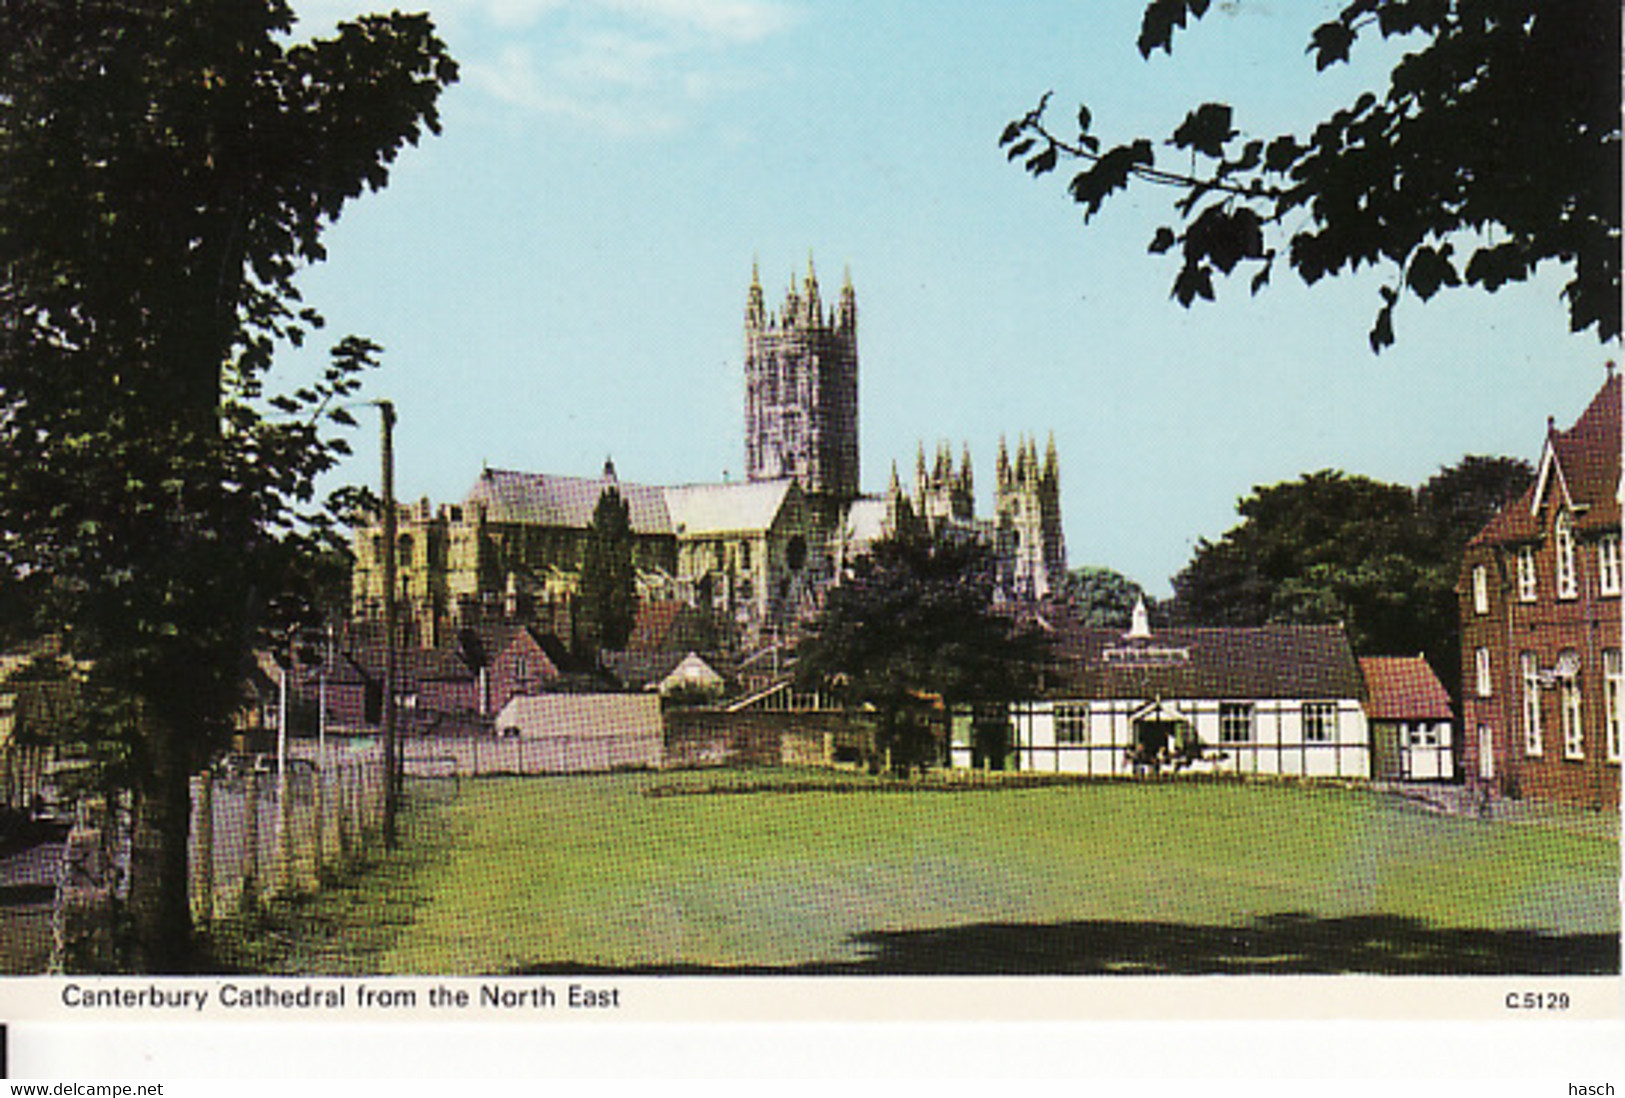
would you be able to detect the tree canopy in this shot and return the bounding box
[0,0,456,969]
[1169,457,1532,702]
[1061,565,1156,629]
[794,531,1049,773]
[577,484,638,654]
[1002,0,1621,351]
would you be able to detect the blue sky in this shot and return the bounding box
[286,0,1613,596]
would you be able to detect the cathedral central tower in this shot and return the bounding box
[744,257,859,500]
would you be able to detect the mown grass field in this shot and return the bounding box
[217,769,1621,976]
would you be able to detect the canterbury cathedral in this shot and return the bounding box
[351,258,1068,649]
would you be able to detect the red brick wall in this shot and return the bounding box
[1461,521,1620,811]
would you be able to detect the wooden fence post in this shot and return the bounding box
[189,772,214,925]
[243,768,260,909]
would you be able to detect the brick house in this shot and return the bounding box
[1459,372,1621,809]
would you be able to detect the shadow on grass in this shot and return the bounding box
[509,913,1621,976]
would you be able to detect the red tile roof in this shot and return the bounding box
[1359,656,1453,721]
[1471,373,1620,547]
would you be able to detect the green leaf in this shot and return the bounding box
[1171,102,1235,158]
[1149,226,1177,254]
[1309,21,1355,70]
[1026,146,1059,176]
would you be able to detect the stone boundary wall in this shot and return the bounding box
[663,708,876,769]
[401,733,661,777]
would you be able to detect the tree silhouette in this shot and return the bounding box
[1003,0,1620,351]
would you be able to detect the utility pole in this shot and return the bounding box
[379,399,399,848]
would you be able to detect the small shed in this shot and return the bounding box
[493,693,662,773]
[1360,656,1455,781]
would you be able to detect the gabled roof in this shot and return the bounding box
[1472,373,1621,547]
[331,643,477,688]
[660,652,725,694]
[467,467,673,536]
[1359,656,1453,721]
[841,497,890,545]
[662,479,795,537]
[1044,622,1364,702]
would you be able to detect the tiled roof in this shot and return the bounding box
[1359,656,1453,720]
[1471,374,1620,547]
[663,479,794,537]
[1044,622,1365,702]
[467,467,674,535]
[332,643,476,687]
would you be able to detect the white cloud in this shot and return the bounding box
[596,0,794,44]
[463,0,795,135]
[289,0,795,136]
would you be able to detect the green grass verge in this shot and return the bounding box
[217,768,1621,976]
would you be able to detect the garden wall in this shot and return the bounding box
[663,708,876,769]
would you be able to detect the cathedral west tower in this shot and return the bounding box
[744,257,859,501]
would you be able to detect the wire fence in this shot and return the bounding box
[188,745,386,922]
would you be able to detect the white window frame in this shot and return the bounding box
[1599,534,1622,597]
[1559,659,1583,760]
[1219,702,1254,744]
[1555,511,1578,600]
[1521,652,1543,756]
[1472,564,1489,615]
[1408,721,1439,748]
[1054,703,1089,745]
[1302,702,1336,743]
[1474,647,1493,698]
[1605,649,1621,764]
[1516,545,1538,602]
[1477,724,1495,781]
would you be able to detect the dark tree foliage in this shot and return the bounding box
[794,530,1049,775]
[577,486,638,654]
[1061,566,1158,629]
[1169,458,1532,704]
[0,0,456,970]
[1002,0,1621,351]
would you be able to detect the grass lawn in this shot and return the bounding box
[215,769,1621,976]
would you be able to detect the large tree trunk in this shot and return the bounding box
[126,707,196,973]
